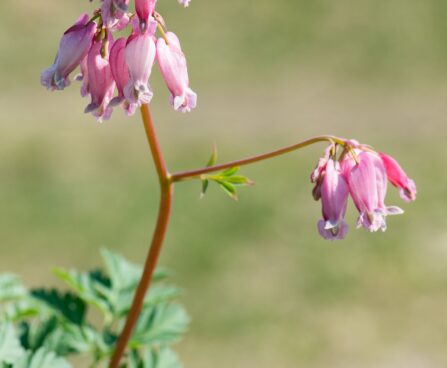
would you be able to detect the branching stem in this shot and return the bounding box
[109,108,344,366]
[171,135,345,182]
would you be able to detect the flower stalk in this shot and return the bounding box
[171,135,346,182]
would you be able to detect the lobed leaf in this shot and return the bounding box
[131,303,190,347]
[0,323,25,365]
[30,290,86,325]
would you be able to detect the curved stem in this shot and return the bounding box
[109,104,173,368]
[171,135,345,182]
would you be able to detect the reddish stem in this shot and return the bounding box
[109,104,173,368]
[109,106,344,366]
[171,135,345,182]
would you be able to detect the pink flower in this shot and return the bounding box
[311,145,332,200]
[135,0,157,30]
[317,159,349,241]
[101,0,130,31]
[75,56,90,97]
[379,152,417,202]
[109,38,136,115]
[344,151,403,232]
[84,40,116,122]
[112,0,129,12]
[123,23,157,110]
[157,32,197,112]
[41,14,97,90]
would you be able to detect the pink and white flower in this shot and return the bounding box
[41,14,97,90]
[75,56,90,97]
[311,145,332,200]
[84,40,116,122]
[135,0,157,30]
[344,151,403,232]
[157,32,197,113]
[123,21,157,110]
[379,152,417,203]
[109,38,136,115]
[317,159,350,241]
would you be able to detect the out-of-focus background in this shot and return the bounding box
[1,1,447,367]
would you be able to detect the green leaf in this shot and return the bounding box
[113,285,182,318]
[54,269,111,319]
[221,166,239,177]
[4,300,40,323]
[205,145,218,167]
[30,289,86,325]
[43,324,106,356]
[101,249,142,292]
[25,317,58,352]
[13,348,71,368]
[217,181,238,200]
[0,274,27,302]
[0,323,25,364]
[132,303,189,347]
[142,347,182,368]
[200,179,209,199]
[224,175,254,186]
[200,146,218,199]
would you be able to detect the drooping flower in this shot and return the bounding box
[344,151,403,232]
[41,14,97,90]
[135,0,157,30]
[101,0,130,31]
[157,32,197,112]
[109,38,136,115]
[75,55,90,97]
[84,40,116,122]
[317,159,350,241]
[379,152,417,203]
[311,145,333,200]
[123,20,157,110]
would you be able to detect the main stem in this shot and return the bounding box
[109,104,173,368]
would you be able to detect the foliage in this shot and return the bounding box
[200,147,253,200]
[0,250,189,368]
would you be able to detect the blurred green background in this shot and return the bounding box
[1,0,447,367]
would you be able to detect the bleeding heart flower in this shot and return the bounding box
[344,151,403,232]
[379,152,417,203]
[317,159,350,241]
[157,32,197,113]
[41,14,97,90]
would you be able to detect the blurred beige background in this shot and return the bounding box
[1,1,447,367]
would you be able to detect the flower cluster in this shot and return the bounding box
[311,140,416,241]
[41,0,196,122]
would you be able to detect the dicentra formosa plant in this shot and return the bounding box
[37,0,417,367]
